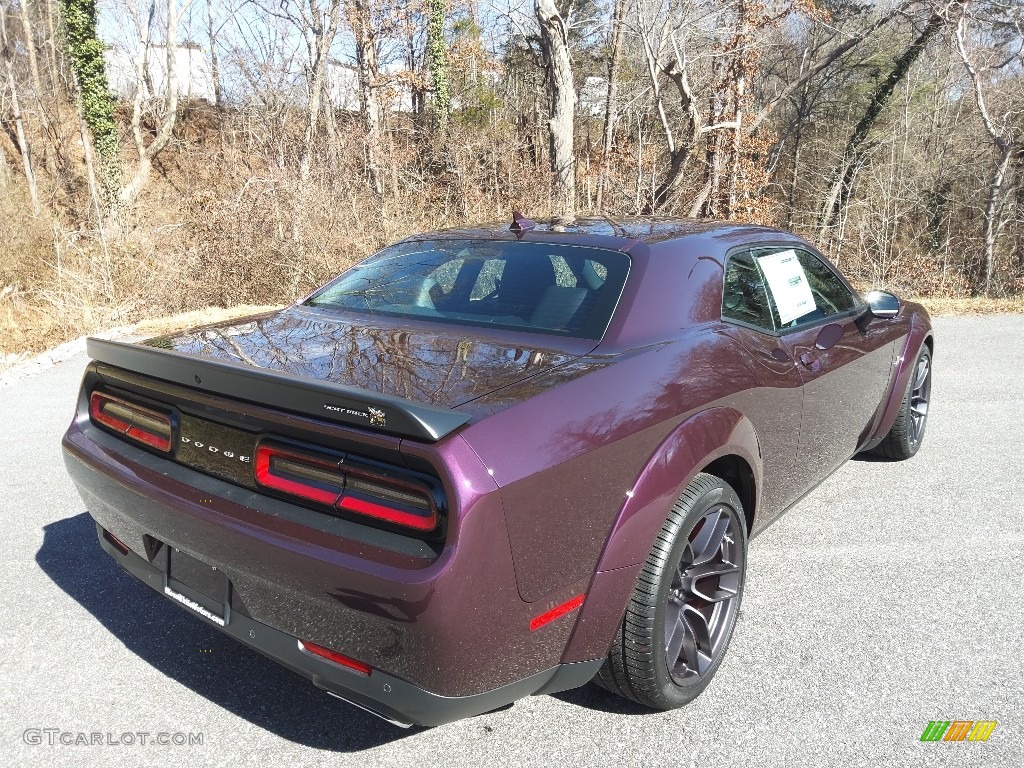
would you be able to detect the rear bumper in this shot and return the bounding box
[94,522,599,727]
[62,414,600,725]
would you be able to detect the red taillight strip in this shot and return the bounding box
[126,425,169,450]
[530,594,585,631]
[254,440,440,533]
[254,444,342,506]
[337,494,437,531]
[89,391,172,452]
[298,639,372,676]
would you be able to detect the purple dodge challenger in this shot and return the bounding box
[62,216,933,727]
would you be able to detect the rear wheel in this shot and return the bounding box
[870,345,931,460]
[596,473,747,709]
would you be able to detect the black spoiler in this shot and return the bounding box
[86,338,471,442]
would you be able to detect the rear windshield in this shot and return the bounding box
[305,240,630,340]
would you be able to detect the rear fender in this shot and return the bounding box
[560,407,761,663]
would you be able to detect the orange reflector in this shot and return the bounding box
[298,639,372,676]
[530,594,585,631]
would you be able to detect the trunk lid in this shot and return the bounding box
[141,307,591,411]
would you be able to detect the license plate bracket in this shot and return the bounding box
[165,547,230,626]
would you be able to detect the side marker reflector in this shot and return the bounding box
[530,594,585,631]
[298,639,372,676]
[103,529,131,555]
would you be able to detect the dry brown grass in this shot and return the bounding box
[911,296,1024,316]
[132,304,285,338]
[1,108,545,360]
[2,103,1021,366]
[0,304,284,377]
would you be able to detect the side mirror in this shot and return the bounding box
[865,290,901,319]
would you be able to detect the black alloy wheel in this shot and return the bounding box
[871,345,932,460]
[908,349,932,449]
[596,473,748,709]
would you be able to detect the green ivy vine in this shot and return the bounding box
[61,0,120,195]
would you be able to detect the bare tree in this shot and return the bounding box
[819,13,943,234]
[634,1,735,214]
[349,0,385,195]
[295,0,344,182]
[0,1,39,211]
[535,0,576,216]
[955,10,1018,295]
[747,0,919,134]
[206,0,223,106]
[120,0,196,203]
[595,0,625,212]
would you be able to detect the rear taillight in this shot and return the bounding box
[254,443,344,506]
[254,441,439,532]
[89,391,173,452]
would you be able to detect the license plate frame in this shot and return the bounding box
[164,546,231,626]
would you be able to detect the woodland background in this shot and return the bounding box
[1,0,1022,357]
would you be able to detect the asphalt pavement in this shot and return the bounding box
[1,315,1021,767]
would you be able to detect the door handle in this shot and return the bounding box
[799,352,821,372]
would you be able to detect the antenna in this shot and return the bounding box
[509,211,536,239]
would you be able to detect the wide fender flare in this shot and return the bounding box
[872,312,933,441]
[560,406,762,664]
[593,406,761,574]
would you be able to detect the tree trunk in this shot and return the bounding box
[955,15,1017,296]
[819,14,941,232]
[4,58,40,212]
[299,0,342,182]
[79,108,105,228]
[351,0,384,195]
[595,0,624,212]
[725,0,748,219]
[206,0,222,107]
[121,0,195,203]
[18,1,44,100]
[0,4,40,212]
[703,125,725,218]
[17,0,58,171]
[45,0,59,78]
[1016,153,1024,280]
[638,23,705,213]
[535,0,576,217]
[981,146,1012,293]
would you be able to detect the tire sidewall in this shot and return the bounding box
[900,346,932,457]
[649,478,748,708]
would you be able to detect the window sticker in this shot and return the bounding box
[756,249,816,325]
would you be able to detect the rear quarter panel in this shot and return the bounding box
[459,327,770,604]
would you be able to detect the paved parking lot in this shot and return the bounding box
[1,315,1020,767]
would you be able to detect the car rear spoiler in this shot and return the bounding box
[86,338,472,442]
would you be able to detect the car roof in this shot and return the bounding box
[396,216,796,252]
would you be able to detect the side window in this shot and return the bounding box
[796,250,859,316]
[722,251,775,332]
[752,247,859,330]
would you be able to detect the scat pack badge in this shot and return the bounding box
[368,407,387,427]
[323,402,387,429]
